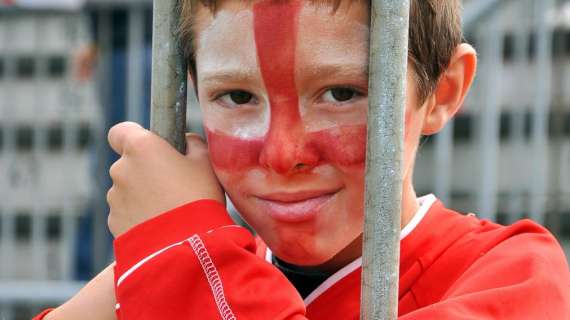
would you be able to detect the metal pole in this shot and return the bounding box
[529,0,554,224]
[92,8,112,273]
[361,0,409,319]
[127,5,145,124]
[476,12,503,221]
[150,0,187,153]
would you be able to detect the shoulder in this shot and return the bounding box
[410,203,570,310]
[421,202,565,261]
[436,207,568,277]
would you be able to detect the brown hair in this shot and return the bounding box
[180,0,463,103]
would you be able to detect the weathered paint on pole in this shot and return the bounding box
[150,0,188,153]
[361,0,409,319]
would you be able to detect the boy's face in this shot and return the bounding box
[193,0,425,267]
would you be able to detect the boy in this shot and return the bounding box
[37,0,570,319]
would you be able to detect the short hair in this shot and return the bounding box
[180,0,464,103]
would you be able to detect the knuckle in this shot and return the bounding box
[109,161,122,182]
[107,213,116,235]
[106,187,114,205]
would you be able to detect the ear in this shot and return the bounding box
[422,43,477,135]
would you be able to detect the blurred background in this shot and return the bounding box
[0,0,569,318]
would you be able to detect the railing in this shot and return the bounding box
[0,0,569,318]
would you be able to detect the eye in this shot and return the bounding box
[321,87,361,104]
[216,90,257,108]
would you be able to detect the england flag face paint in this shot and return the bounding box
[199,0,369,173]
[193,0,420,267]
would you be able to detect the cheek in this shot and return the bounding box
[404,109,412,139]
[206,129,263,171]
[309,124,366,167]
[206,124,366,172]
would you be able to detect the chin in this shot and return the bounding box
[268,237,339,267]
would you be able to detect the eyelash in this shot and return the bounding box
[211,90,259,108]
[318,86,366,105]
[208,86,366,107]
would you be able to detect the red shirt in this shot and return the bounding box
[35,197,570,319]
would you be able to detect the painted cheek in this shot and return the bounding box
[207,125,366,171]
[309,125,367,167]
[206,129,263,171]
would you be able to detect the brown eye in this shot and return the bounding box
[330,88,356,102]
[322,87,361,104]
[217,90,257,108]
[229,91,253,104]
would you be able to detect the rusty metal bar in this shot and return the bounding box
[361,0,410,319]
[150,0,187,153]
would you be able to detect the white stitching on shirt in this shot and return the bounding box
[188,234,237,320]
[117,240,186,287]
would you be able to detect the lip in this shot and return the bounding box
[256,189,341,223]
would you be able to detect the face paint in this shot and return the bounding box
[205,1,368,173]
[207,124,366,171]
[254,0,313,174]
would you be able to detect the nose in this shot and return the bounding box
[259,102,319,175]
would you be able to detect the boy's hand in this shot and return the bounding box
[106,122,224,238]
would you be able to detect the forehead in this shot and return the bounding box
[193,1,370,78]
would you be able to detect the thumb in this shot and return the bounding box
[108,121,144,155]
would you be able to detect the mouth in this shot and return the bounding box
[255,189,341,223]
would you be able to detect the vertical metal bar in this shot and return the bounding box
[1,14,16,281]
[506,0,531,223]
[361,1,409,319]
[1,15,16,318]
[92,9,113,273]
[31,13,48,281]
[127,6,145,124]
[150,0,187,152]
[0,302,14,320]
[529,0,554,224]
[476,13,503,221]
[59,13,82,281]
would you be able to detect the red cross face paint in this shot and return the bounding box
[193,1,421,269]
[199,1,370,173]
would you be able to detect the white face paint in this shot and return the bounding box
[196,5,370,141]
[196,10,270,139]
[296,5,370,133]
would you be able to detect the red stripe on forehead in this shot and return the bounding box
[253,0,301,112]
[254,0,306,173]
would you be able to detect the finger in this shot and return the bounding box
[108,159,125,184]
[108,122,143,156]
[185,133,208,157]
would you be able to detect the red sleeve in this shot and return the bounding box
[113,199,307,320]
[400,227,570,319]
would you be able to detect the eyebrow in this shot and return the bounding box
[199,64,368,86]
[199,69,259,85]
[302,63,369,80]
